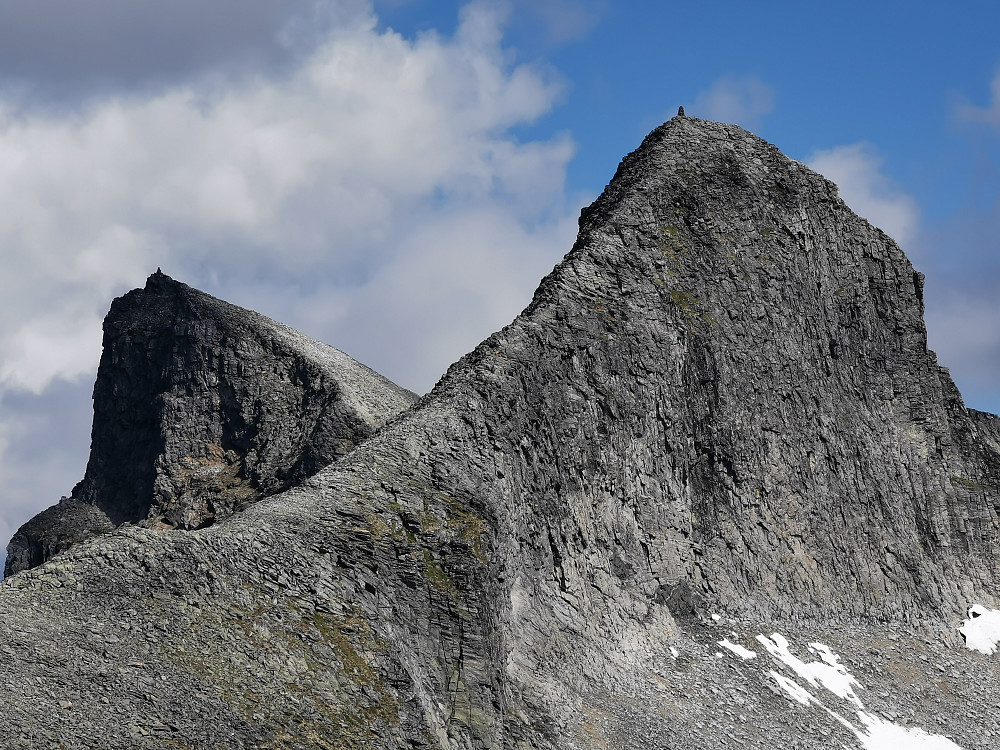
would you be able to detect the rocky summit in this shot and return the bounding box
[1,115,999,749]
[4,273,418,576]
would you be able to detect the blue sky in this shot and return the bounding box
[0,0,998,564]
[377,1,1000,217]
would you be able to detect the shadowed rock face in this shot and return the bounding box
[1,117,999,749]
[4,272,417,576]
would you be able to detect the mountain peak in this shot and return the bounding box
[1,121,999,748]
[144,266,180,291]
[5,276,417,576]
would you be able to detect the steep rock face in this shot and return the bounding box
[532,117,1000,618]
[0,116,998,749]
[4,272,417,576]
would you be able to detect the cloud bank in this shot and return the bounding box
[0,1,578,395]
[0,0,364,103]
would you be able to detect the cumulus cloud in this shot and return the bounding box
[328,205,579,386]
[691,74,775,130]
[0,0,575,394]
[0,1,582,563]
[807,144,920,248]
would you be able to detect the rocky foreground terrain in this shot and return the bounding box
[2,113,998,749]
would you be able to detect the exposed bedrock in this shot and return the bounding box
[4,272,417,576]
[1,115,999,748]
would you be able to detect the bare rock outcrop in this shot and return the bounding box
[1,116,999,749]
[4,272,417,576]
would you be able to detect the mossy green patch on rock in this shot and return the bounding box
[658,224,689,262]
[949,476,999,493]
[422,548,461,600]
[447,509,489,565]
[669,290,700,315]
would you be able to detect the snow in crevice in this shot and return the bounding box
[852,712,965,749]
[768,670,810,704]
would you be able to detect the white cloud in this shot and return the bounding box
[0,0,576,396]
[923,292,1000,407]
[807,143,920,248]
[329,205,578,388]
[955,70,1000,128]
[0,1,582,551]
[691,74,774,129]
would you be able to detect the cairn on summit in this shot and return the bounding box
[1,115,999,749]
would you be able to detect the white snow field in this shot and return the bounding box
[706,632,967,749]
[959,604,1000,655]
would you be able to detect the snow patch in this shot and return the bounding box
[959,604,1000,655]
[853,712,963,749]
[769,670,811,705]
[718,638,757,660]
[755,633,964,749]
[755,633,862,707]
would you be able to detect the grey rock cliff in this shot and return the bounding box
[0,116,998,749]
[4,272,417,576]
